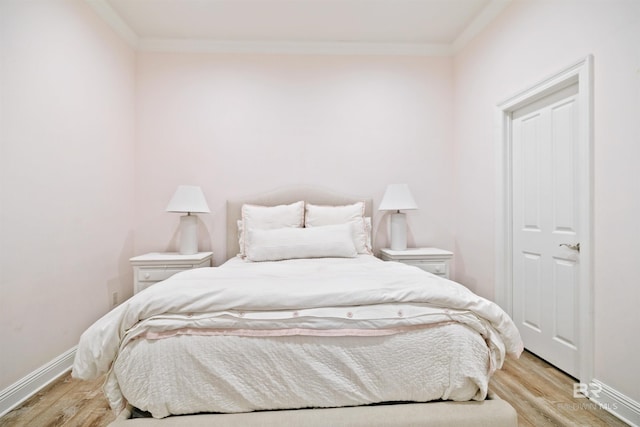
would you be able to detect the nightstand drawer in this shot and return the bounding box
[136,281,157,293]
[137,268,187,282]
[379,248,453,279]
[408,261,448,276]
[131,252,213,294]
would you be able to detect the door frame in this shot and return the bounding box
[495,55,594,382]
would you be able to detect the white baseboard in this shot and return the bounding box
[0,346,77,418]
[591,379,640,427]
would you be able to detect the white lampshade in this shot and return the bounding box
[166,185,210,255]
[378,184,418,212]
[166,185,211,214]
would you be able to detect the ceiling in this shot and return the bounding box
[87,0,511,55]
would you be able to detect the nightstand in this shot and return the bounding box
[130,252,213,294]
[379,247,453,279]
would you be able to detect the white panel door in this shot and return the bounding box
[512,83,581,378]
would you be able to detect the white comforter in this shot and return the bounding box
[73,255,523,416]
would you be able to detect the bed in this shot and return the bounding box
[73,186,522,426]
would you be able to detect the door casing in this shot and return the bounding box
[495,55,594,382]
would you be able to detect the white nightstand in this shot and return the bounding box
[379,247,453,279]
[130,252,213,294]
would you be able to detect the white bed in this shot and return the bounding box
[72,187,522,426]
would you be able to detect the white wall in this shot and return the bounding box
[453,0,640,403]
[0,0,136,389]
[134,53,455,264]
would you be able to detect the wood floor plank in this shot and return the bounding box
[0,374,115,427]
[490,351,629,427]
[0,373,81,427]
[0,350,629,426]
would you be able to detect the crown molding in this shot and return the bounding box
[86,0,139,48]
[452,0,512,53]
[138,39,452,56]
[86,0,509,57]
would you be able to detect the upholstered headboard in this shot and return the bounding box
[226,186,373,260]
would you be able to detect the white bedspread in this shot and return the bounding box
[115,324,491,418]
[72,255,523,416]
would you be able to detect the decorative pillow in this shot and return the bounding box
[240,201,304,257]
[304,202,371,254]
[237,220,244,257]
[245,224,357,262]
[364,216,372,251]
[304,202,365,226]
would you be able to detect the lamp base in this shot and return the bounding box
[179,215,198,255]
[389,212,407,251]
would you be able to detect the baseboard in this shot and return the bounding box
[590,379,640,427]
[0,346,77,418]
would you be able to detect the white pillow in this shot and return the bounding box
[245,224,357,262]
[305,202,365,226]
[237,220,244,257]
[364,216,372,251]
[304,202,371,254]
[239,216,371,256]
[240,201,304,256]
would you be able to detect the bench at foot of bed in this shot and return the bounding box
[109,394,518,427]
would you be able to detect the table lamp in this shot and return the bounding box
[166,185,210,255]
[378,184,418,251]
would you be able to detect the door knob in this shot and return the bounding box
[559,243,580,252]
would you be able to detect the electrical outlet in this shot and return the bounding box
[112,291,118,307]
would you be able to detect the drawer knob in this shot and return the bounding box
[144,273,150,279]
[435,266,441,273]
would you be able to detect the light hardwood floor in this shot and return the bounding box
[0,351,628,427]
[492,351,628,426]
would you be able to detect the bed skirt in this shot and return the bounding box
[108,393,517,427]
